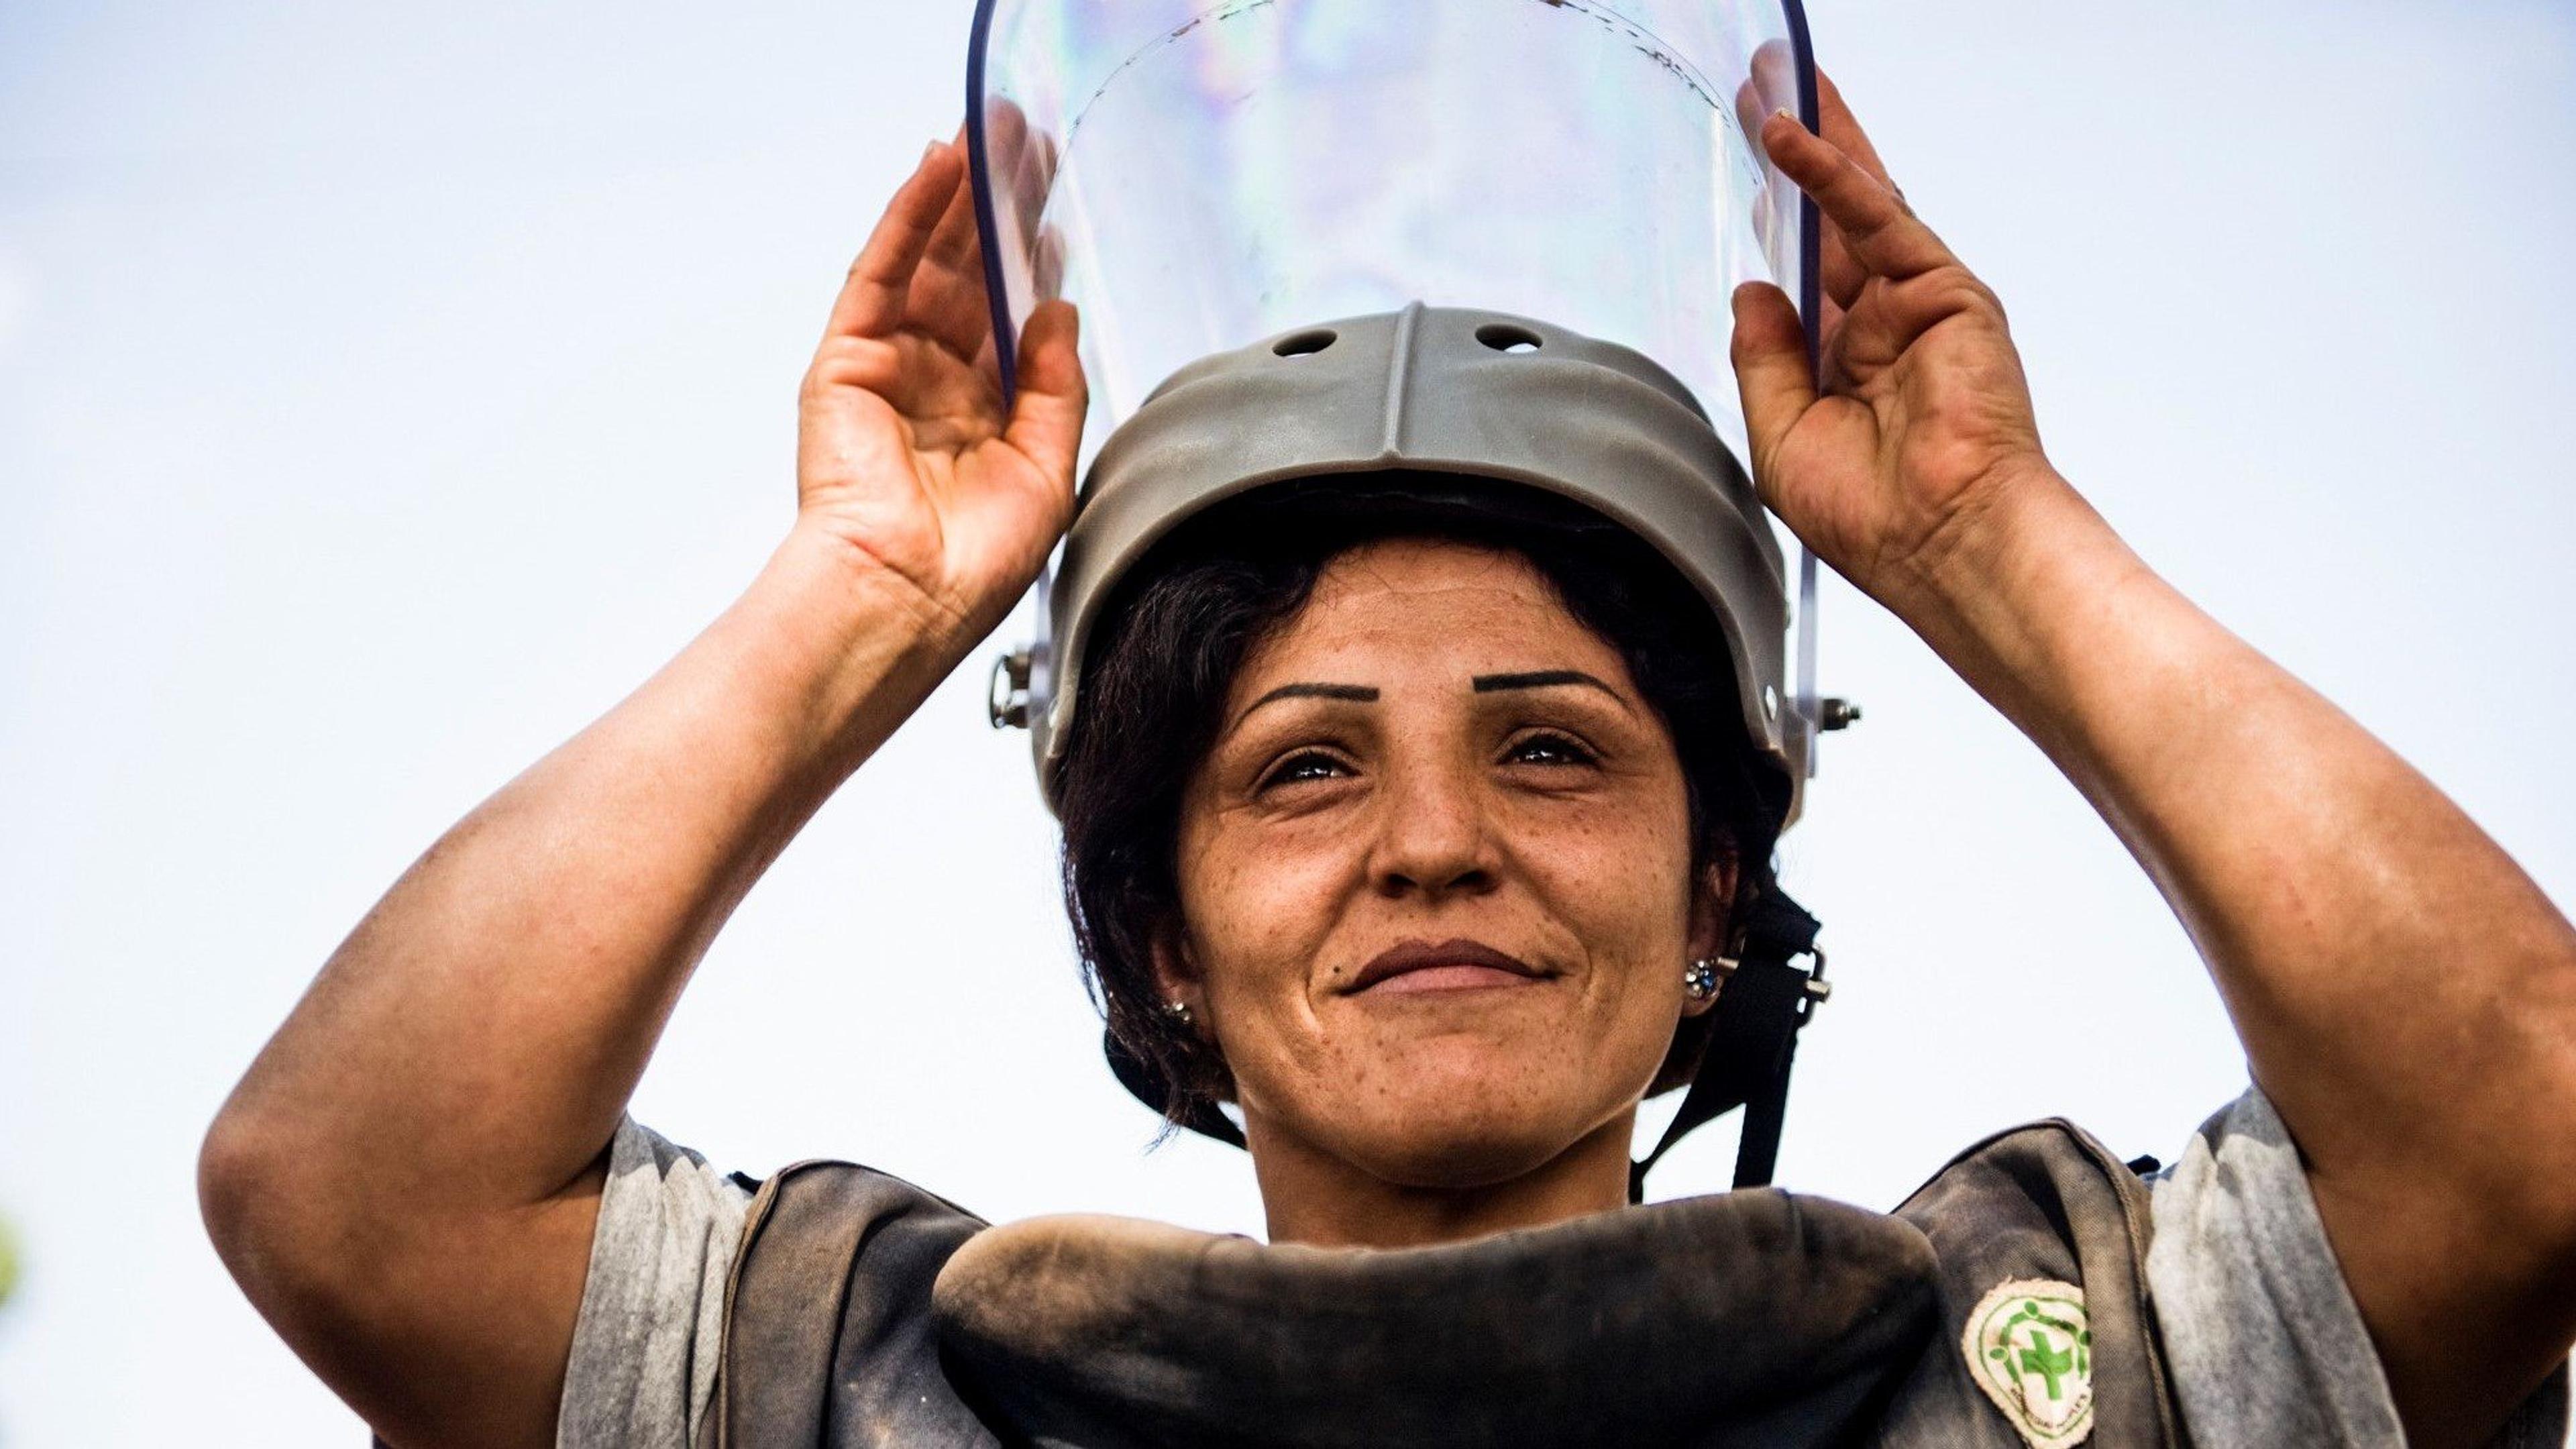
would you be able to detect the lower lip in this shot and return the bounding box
[1360,964,1544,995]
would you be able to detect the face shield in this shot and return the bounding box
[969,0,1828,817]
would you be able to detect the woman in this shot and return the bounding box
[199,81,2575,1448]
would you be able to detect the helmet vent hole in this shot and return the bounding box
[1476,323,1544,354]
[1273,329,1338,358]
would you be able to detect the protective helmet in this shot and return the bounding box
[966,0,1838,1190]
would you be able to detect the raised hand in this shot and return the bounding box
[796,138,1087,645]
[1729,76,2060,612]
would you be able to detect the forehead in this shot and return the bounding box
[1237,537,1624,682]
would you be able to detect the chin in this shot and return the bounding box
[1321,1050,1605,1189]
[1356,1124,1574,1190]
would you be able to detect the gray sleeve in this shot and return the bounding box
[2146,1089,2570,1449]
[555,1117,754,1449]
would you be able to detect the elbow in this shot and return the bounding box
[197,1099,471,1441]
[199,1100,313,1311]
[197,1102,283,1284]
[197,1097,390,1335]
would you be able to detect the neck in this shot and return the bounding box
[1246,1109,1638,1248]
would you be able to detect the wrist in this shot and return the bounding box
[724,527,993,773]
[1884,466,2125,627]
[1878,468,2161,720]
[1877,464,2090,613]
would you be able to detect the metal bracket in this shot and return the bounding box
[988,647,1034,729]
[1711,947,1833,1015]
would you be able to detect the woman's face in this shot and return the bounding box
[1167,537,1725,1189]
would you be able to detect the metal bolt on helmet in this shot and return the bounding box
[966,0,1843,1190]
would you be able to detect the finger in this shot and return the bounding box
[1729,281,1816,490]
[1735,74,1839,329]
[909,165,1002,370]
[1002,299,1087,495]
[823,140,969,344]
[1814,71,1896,193]
[1762,110,1956,285]
[924,124,983,275]
[1813,70,1900,311]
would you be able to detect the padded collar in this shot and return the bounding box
[932,1188,1938,1449]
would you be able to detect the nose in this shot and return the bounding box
[1366,753,1499,902]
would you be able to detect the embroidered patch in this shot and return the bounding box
[1962,1278,2094,1448]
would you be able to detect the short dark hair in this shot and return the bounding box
[1054,477,1785,1132]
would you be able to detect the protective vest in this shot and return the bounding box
[698,1120,2182,1448]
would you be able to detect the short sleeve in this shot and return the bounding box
[2146,1089,2569,1449]
[555,1118,753,1449]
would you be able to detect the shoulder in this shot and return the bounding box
[559,1123,990,1449]
[1888,1118,2179,1446]
[2145,1089,2400,1446]
[557,1120,754,1449]
[709,1158,994,1448]
[730,1156,987,1305]
[2145,1089,2569,1449]
[557,1119,753,1449]
[1896,1116,2157,1276]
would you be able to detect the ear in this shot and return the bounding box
[1147,919,1203,1018]
[1146,923,1230,1101]
[1680,849,1741,1019]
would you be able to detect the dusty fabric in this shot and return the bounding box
[556,1117,749,1449]
[2145,1091,2568,1448]
[554,1092,2571,1448]
[1873,1120,2175,1446]
[905,1179,1941,1447]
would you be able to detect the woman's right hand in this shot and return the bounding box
[794,138,1087,649]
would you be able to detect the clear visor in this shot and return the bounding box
[967,0,1821,473]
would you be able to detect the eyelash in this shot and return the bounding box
[1257,749,1351,792]
[1505,730,1599,768]
[1253,731,1599,793]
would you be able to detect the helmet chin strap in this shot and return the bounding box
[1104,888,1829,1198]
[1630,888,1826,1201]
[1103,1027,1248,1150]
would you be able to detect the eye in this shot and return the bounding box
[1258,749,1352,792]
[1503,731,1599,767]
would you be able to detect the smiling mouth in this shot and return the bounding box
[1346,938,1554,996]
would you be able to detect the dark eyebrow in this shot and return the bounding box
[1471,669,1621,700]
[1233,682,1380,730]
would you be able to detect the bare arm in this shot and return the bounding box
[1733,84,2576,1448]
[197,140,1084,1449]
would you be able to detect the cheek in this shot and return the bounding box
[1176,817,1354,998]
[1511,796,1697,971]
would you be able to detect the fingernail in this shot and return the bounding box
[922,140,947,166]
[1774,107,1801,126]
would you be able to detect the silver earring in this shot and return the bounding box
[1684,959,1726,1002]
[1163,999,1194,1027]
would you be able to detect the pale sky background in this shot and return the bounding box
[3,2,2572,1444]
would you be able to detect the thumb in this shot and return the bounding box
[1002,299,1087,504]
[1729,282,1816,494]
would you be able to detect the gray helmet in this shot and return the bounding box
[964,0,1839,1189]
[991,301,1809,823]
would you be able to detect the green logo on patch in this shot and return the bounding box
[1964,1279,2094,1447]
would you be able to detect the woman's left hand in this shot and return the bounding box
[1729,76,2072,616]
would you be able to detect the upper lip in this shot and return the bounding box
[1345,938,1550,994]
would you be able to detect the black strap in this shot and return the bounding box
[1105,1026,1246,1148]
[1628,888,1825,1202]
